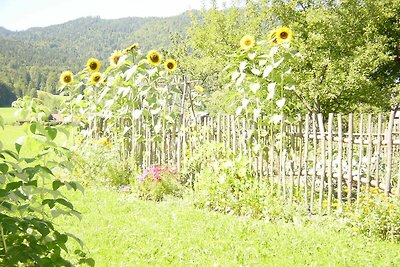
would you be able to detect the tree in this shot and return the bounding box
[182,0,400,115]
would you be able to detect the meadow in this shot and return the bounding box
[1,107,400,266]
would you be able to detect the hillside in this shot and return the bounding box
[0,13,193,106]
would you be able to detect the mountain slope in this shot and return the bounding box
[0,13,192,105]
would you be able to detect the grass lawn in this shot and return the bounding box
[58,187,400,267]
[0,107,74,152]
[0,107,18,125]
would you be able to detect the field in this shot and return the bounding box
[56,187,400,267]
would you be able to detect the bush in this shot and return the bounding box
[344,191,400,242]
[72,140,139,187]
[136,165,183,201]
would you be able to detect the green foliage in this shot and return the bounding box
[229,34,301,122]
[182,0,400,114]
[344,191,400,241]
[267,0,400,114]
[187,141,304,220]
[72,141,139,187]
[0,108,90,265]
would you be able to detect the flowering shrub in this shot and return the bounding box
[137,165,182,201]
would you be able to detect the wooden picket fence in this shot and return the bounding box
[94,111,400,211]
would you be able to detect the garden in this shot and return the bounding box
[2,0,400,266]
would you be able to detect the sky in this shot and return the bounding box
[0,0,226,31]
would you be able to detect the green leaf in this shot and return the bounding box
[1,150,18,160]
[263,65,274,78]
[239,61,247,73]
[30,122,37,134]
[251,68,261,76]
[25,180,38,187]
[6,181,22,191]
[23,167,40,179]
[40,166,54,176]
[32,220,51,237]
[267,83,276,100]
[42,199,56,209]
[0,189,9,197]
[0,163,8,174]
[15,136,26,154]
[52,180,64,191]
[67,182,85,194]
[236,73,246,87]
[56,198,74,210]
[45,126,57,140]
[249,83,260,93]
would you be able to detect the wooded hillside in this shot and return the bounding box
[0,13,192,106]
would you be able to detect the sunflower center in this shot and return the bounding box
[280,32,288,39]
[113,56,120,65]
[90,62,98,70]
[245,39,252,46]
[64,75,71,83]
[151,54,159,62]
[167,62,174,69]
[94,75,101,82]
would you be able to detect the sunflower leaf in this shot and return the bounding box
[236,73,246,87]
[263,65,274,78]
[251,68,261,76]
[249,83,260,94]
[239,61,247,73]
[267,83,276,100]
[124,65,138,81]
[276,98,286,109]
[231,70,240,81]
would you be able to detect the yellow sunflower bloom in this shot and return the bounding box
[109,50,123,66]
[164,59,177,72]
[268,30,277,46]
[124,43,140,53]
[147,50,162,66]
[86,58,101,73]
[60,71,73,85]
[276,26,292,44]
[91,72,102,84]
[240,35,255,50]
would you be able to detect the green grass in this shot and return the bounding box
[0,107,74,153]
[0,107,18,125]
[58,187,400,267]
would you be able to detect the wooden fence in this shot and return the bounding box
[93,111,400,211]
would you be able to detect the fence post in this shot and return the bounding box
[317,113,326,213]
[385,111,395,196]
[347,114,354,203]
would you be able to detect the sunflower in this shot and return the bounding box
[124,43,140,53]
[276,26,292,43]
[91,72,102,84]
[268,30,277,46]
[164,59,177,72]
[240,35,255,50]
[147,50,162,66]
[86,58,101,73]
[60,71,73,85]
[109,50,123,66]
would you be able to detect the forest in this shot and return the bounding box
[0,13,191,105]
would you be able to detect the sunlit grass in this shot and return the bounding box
[0,107,18,125]
[58,187,400,267]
